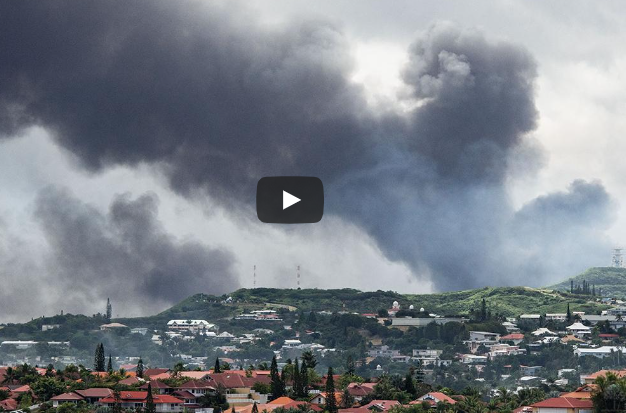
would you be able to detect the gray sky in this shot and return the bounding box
[1,1,625,322]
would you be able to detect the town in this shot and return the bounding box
[2,273,626,413]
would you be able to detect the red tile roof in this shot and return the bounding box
[75,388,114,398]
[144,368,170,377]
[501,333,525,340]
[179,380,215,390]
[361,400,400,411]
[415,392,457,405]
[99,391,183,404]
[51,392,84,401]
[140,381,171,389]
[0,398,18,411]
[531,397,593,408]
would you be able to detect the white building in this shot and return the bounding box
[167,320,215,332]
[574,346,626,358]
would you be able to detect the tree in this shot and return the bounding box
[566,303,572,323]
[480,299,487,321]
[137,357,144,378]
[345,356,355,376]
[112,388,122,413]
[301,350,317,369]
[292,358,302,398]
[214,358,222,373]
[146,383,156,413]
[94,343,105,372]
[404,372,416,397]
[106,298,112,322]
[325,367,338,413]
[270,356,285,398]
[1,367,17,384]
[340,388,354,408]
[300,359,309,397]
[107,355,113,373]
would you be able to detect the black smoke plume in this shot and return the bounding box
[0,2,615,295]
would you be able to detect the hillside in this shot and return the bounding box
[116,286,608,329]
[548,267,626,298]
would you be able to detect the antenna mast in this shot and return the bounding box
[613,248,624,268]
[297,265,301,289]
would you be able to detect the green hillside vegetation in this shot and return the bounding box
[548,267,626,298]
[118,286,608,329]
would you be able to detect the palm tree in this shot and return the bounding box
[457,395,487,413]
[1,367,17,384]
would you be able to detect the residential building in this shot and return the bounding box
[167,320,215,332]
[368,345,400,358]
[99,391,184,412]
[530,397,592,413]
[574,346,626,358]
[415,392,457,407]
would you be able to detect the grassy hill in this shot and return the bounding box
[116,286,608,329]
[548,267,626,299]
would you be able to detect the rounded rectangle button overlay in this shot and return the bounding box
[257,177,324,224]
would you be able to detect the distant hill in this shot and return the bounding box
[548,267,626,299]
[116,286,608,329]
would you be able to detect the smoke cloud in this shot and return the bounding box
[34,187,237,315]
[0,1,615,301]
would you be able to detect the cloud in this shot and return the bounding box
[0,2,616,298]
[32,187,237,316]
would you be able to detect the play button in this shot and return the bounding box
[257,177,324,224]
[283,191,301,210]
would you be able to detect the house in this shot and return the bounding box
[0,398,17,411]
[574,346,626,358]
[172,390,200,410]
[178,380,215,397]
[390,316,467,328]
[581,315,626,330]
[75,388,115,404]
[566,322,591,338]
[167,320,216,332]
[469,331,500,342]
[560,384,596,400]
[145,368,170,378]
[530,397,592,412]
[501,333,525,345]
[368,346,400,358]
[51,392,85,407]
[488,344,526,358]
[234,404,281,413]
[521,366,542,376]
[100,322,128,331]
[99,391,184,412]
[532,328,556,336]
[461,354,488,364]
[519,314,541,321]
[131,327,149,335]
[42,324,61,331]
[0,340,38,349]
[140,381,172,394]
[465,331,500,352]
[545,313,567,322]
[346,383,375,401]
[582,369,626,384]
[361,400,400,412]
[310,392,342,406]
[502,321,521,333]
[414,392,457,406]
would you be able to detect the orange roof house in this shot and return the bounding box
[531,397,592,411]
